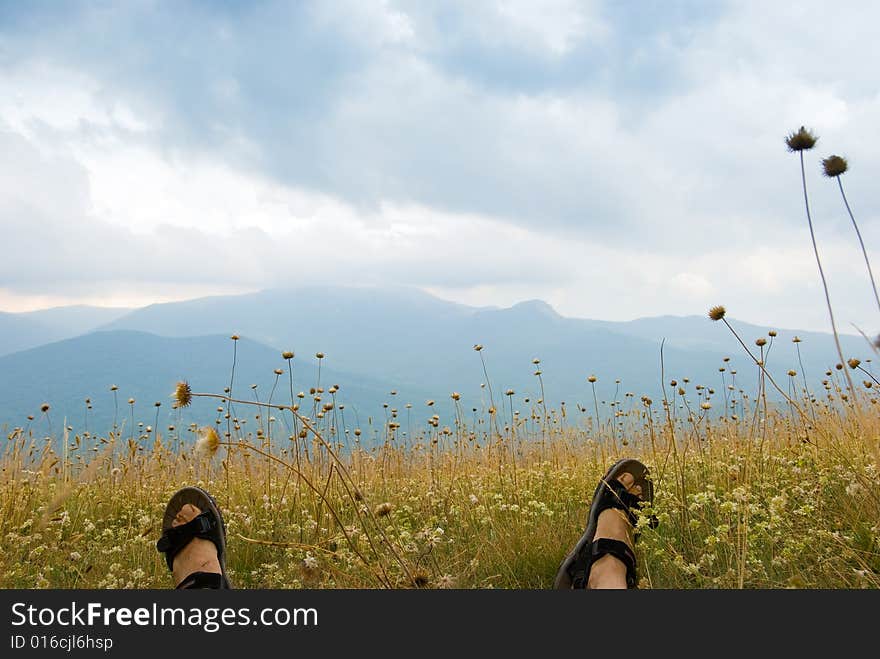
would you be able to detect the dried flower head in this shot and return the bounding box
[40,403,50,413]
[173,381,193,408]
[195,426,220,456]
[230,334,240,341]
[822,155,848,177]
[273,368,283,375]
[847,358,861,370]
[315,352,324,359]
[708,305,726,321]
[785,126,817,152]
[755,338,767,347]
[587,375,597,383]
[792,336,802,343]
[473,344,483,352]
[768,330,777,337]
[374,502,394,517]
[281,351,294,360]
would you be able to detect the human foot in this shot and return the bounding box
[587,472,642,589]
[553,458,654,590]
[156,486,231,589]
[170,503,222,588]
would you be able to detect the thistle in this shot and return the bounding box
[173,381,193,408]
[195,426,220,456]
[708,306,726,321]
[786,126,855,399]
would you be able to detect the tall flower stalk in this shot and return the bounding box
[822,155,880,314]
[785,127,856,398]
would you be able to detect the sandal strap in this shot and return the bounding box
[595,478,642,526]
[156,511,221,571]
[570,538,638,589]
[176,571,229,590]
[591,538,638,588]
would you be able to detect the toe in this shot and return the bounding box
[172,503,202,527]
[616,471,643,498]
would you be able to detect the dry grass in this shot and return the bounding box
[1,362,878,589]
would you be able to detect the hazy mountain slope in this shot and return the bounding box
[0,305,134,357]
[98,287,873,411]
[0,330,436,438]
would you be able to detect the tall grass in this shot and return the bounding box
[1,345,877,589]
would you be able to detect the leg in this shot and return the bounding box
[587,472,640,589]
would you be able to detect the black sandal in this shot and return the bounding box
[554,458,655,589]
[156,486,232,589]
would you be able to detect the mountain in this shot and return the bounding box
[0,305,132,357]
[98,286,871,409]
[0,330,435,440]
[3,287,872,439]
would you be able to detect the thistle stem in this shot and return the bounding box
[837,177,880,314]
[798,151,856,399]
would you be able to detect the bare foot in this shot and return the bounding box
[587,472,642,589]
[171,503,221,588]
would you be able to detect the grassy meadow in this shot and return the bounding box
[1,344,878,589]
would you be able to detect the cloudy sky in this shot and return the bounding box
[1,1,878,332]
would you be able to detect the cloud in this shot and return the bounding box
[0,1,878,333]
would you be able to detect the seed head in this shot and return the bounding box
[273,368,283,375]
[374,502,394,517]
[787,370,797,377]
[708,305,726,321]
[173,381,193,408]
[785,126,817,152]
[587,375,597,383]
[847,358,861,370]
[230,334,240,341]
[755,338,767,347]
[768,330,777,337]
[473,344,483,352]
[195,426,220,456]
[822,155,848,177]
[282,351,294,360]
[316,352,324,359]
[40,403,50,413]
[792,336,802,343]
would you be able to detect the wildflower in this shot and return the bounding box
[282,351,294,360]
[847,358,861,369]
[436,574,456,589]
[822,155,848,177]
[785,126,817,152]
[587,375,597,383]
[708,305,726,321]
[755,338,767,347]
[173,381,192,408]
[195,427,220,456]
[374,502,394,517]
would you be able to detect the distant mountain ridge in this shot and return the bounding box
[0,286,871,437]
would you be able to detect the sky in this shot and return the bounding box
[0,0,878,333]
